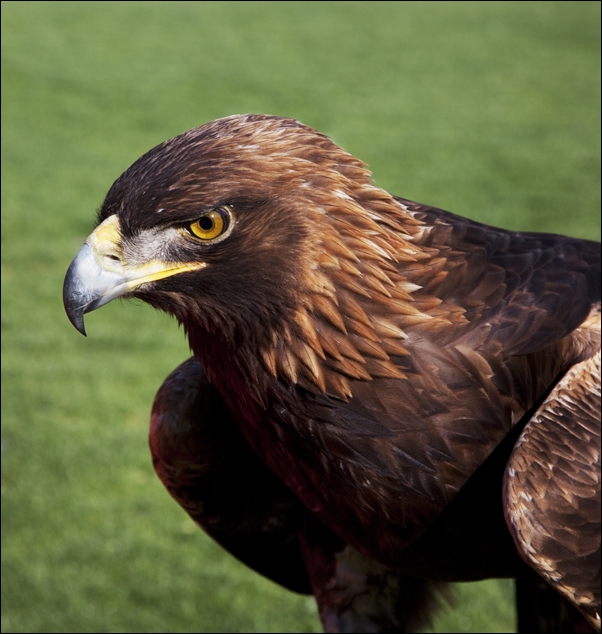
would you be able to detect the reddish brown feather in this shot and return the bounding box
[94,114,601,630]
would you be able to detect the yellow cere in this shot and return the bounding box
[87,215,124,259]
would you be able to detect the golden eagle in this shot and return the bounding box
[64,115,600,632]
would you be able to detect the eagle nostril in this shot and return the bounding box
[99,253,123,268]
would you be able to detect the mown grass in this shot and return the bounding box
[2,2,599,632]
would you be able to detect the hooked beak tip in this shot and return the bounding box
[67,308,88,336]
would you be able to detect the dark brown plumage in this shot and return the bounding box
[64,114,601,632]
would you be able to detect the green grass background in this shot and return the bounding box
[2,1,599,632]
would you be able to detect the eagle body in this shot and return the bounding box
[64,115,601,632]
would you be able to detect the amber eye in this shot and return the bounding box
[183,207,231,241]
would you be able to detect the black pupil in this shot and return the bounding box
[199,216,214,231]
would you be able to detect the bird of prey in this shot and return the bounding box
[64,115,600,633]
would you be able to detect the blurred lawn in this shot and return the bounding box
[1,1,599,632]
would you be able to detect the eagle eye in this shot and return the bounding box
[182,207,232,242]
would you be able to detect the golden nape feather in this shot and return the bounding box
[64,114,600,633]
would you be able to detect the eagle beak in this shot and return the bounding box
[63,215,205,335]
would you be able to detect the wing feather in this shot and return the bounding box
[503,317,601,630]
[149,357,312,594]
